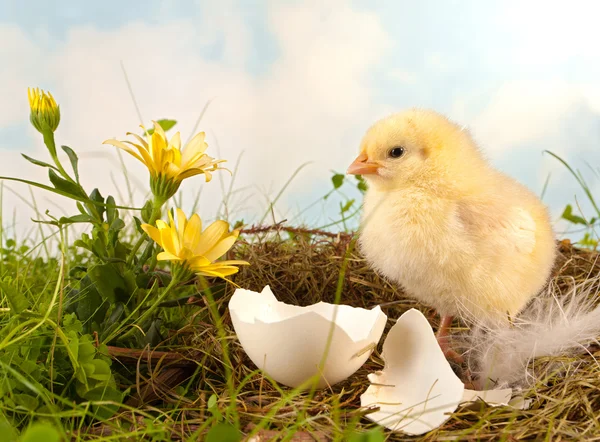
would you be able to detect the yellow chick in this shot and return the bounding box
[347,109,557,361]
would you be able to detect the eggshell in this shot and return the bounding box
[461,388,513,407]
[461,388,533,410]
[508,395,533,410]
[360,309,465,436]
[229,286,388,389]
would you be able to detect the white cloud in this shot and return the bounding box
[468,80,586,153]
[0,0,391,238]
[463,79,600,227]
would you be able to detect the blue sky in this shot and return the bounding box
[2,0,600,239]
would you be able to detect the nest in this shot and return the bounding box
[92,230,600,441]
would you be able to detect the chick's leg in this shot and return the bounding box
[436,315,464,363]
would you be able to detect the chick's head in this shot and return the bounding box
[348,109,484,192]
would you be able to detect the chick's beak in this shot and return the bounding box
[347,152,380,175]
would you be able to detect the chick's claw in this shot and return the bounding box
[436,315,464,364]
[436,335,465,364]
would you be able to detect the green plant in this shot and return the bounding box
[0,88,247,435]
[546,151,599,249]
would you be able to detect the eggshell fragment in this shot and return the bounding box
[360,309,465,436]
[229,286,387,389]
[508,395,533,410]
[461,388,513,407]
[461,388,532,410]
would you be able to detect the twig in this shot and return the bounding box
[240,223,354,240]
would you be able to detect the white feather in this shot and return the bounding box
[464,272,600,388]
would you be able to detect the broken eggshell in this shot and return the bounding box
[360,308,465,436]
[461,388,532,411]
[229,286,388,389]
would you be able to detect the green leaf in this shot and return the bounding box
[87,359,112,381]
[340,199,355,214]
[48,169,84,198]
[356,175,368,193]
[107,302,125,324]
[83,386,123,420]
[144,319,163,347]
[87,263,128,303]
[57,214,95,225]
[109,218,125,232]
[0,419,17,442]
[561,204,588,225]
[331,173,345,190]
[63,313,84,334]
[77,201,87,215]
[78,335,98,364]
[207,394,218,412]
[133,216,144,234]
[13,393,39,411]
[89,189,105,220]
[580,232,599,249]
[61,145,80,182]
[146,119,177,135]
[141,200,153,223]
[106,196,117,224]
[21,154,59,171]
[20,422,60,442]
[67,331,79,362]
[0,278,28,314]
[205,423,240,442]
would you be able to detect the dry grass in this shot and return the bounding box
[97,232,600,441]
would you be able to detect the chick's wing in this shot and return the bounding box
[457,202,537,255]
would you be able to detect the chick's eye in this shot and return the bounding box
[388,146,405,158]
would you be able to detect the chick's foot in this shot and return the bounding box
[436,315,465,364]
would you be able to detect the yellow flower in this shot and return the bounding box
[103,121,225,200]
[28,87,60,133]
[141,208,248,280]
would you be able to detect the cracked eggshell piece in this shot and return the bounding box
[461,388,532,410]
[229,286,388,389]
[360,309,465,436]
[461,388,513,408]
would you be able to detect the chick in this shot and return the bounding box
[347,109,557,361]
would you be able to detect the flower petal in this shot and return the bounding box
[122,141,155,172]
[151,121,168,167]
[175,208,187,246]
[103,139,146,164]
[141,224,163,247]
[187,255,212,268]
[212,260,250,266]
[157,251,182,261]
[183,213,203,250]
[169,131,182,152]
[126,132,149,150]
[158,221,176,256]
[181,132,207,165]
[192,220,229,256]
[167,210,181,253]
[176,168,218,182]
[195,267,240,278]
[203,232,239,262]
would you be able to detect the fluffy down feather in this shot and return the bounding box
[465,274,600,388]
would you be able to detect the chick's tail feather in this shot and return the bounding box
[464,277,600,389]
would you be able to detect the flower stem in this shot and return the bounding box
[42,130,71,182]
[123,265,189,340]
